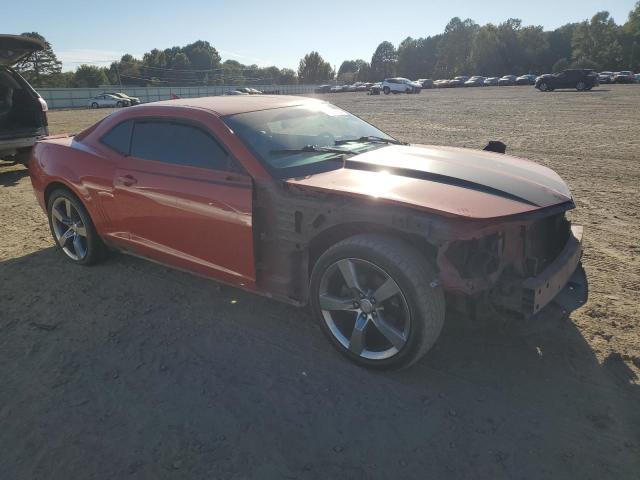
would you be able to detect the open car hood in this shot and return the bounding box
[286,144,573,219]
[0,35,45,66]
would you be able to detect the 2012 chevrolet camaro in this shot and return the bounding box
[29,96,587,369]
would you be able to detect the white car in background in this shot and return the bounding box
[381,77,422,94]
[88,94,130,108]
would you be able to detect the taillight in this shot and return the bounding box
[38,97,49,127]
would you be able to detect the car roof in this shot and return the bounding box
[148,95,321,116]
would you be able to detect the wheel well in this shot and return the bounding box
[308,223,438,276]
[44,181,75,208]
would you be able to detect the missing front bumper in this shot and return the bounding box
[522,225,585,317]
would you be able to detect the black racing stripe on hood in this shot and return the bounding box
[344,160,540,207]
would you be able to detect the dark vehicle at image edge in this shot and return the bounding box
[28,96,588,370]
[0,35,49,163]
[536,69,599,91]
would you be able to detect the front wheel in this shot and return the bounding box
[91,102,99,108]
[47,189,107,265]
[310,234,445,370]
[116,101,123,107]
[538,82,548,91]
[383,86,390,95]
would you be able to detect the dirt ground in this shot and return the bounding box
[1,85,639,479]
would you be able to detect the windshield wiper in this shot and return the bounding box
[270,145,354,155]
[334,136,408,146]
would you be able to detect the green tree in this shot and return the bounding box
[278,68,298,84]
[370,41,397,80]
[73,65,109,87]
[519,25,548,73]
[14,32,62,87]
[544,23,577,71]
[337,59,367,82]
[470,24,505,75]
[622,2,640,70]
[182,40,221,70]
[572,11,622,70]
[355,62,372,82]
[396,37,420,78]
[297,51,334,84]
[113,54,145,86]
[569,58,600,70]
[435,18,478,77]
[552,58,570,72]
[47,71,75,88]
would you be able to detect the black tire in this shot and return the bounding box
[405,88,412,94]
[576,81,586,91]
[310,234,445,370]
[47,188,107,266]
[116,101,123,107]
[538,82,548,92]
[91,102,99,108]
[383,86,390,95]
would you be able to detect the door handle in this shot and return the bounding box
[118,174,138,187]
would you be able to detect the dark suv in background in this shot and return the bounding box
[535,69,599,92]
[0,35,49,164]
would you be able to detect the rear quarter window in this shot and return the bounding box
[100,120,133,155]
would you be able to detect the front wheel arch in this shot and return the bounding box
[308,223,439,283]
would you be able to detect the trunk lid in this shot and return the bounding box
[0,35,45,66]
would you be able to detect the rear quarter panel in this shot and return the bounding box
[29,136,117,236]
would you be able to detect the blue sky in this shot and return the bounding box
[2,0,636,71]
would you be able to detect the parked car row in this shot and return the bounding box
[88,92,141,108]
[314,83,374,94]
[226,87,263,95]
[597,71,638,84]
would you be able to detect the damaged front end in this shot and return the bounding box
[252,177,586,320]
[437,205,587,318]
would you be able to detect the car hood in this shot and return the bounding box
[286,144,573,219]
[0,35,45,66]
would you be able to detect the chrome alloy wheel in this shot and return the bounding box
[51,197,88,261]
[318,258,411,360]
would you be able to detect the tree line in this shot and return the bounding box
[332,5,640,83]
[14,3,640,88]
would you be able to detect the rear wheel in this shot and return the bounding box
[405,88,412,94]
[310,234,445,370]
[91,102,99,108]
[47,189,106,265]
[116,101,123,107]
[383,86,390,95]
[576,81,586,91]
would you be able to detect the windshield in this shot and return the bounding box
[223,103,396,178]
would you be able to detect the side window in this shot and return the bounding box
[130,120,235,171]
[100,120,133,155]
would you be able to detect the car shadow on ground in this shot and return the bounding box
[0,162,28,187]
[1,248,638,479]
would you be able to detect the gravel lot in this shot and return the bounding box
[1,85,639,479]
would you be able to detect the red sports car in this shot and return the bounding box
[29,96,587,369]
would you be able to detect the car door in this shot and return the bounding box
[557,71,572,88]
[109,118,256,286]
